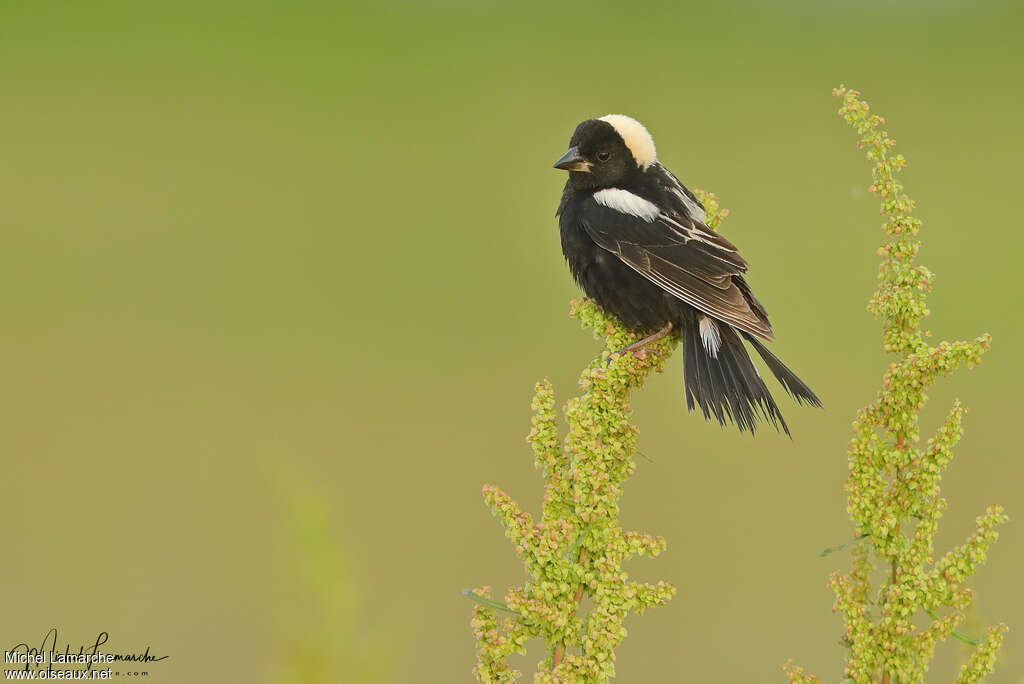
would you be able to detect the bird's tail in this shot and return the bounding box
[740,330,822,409]
[681,312,819,435]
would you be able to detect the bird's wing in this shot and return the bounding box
[650,162,709,223]
[580,194,774,340]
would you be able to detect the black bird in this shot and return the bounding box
[554,115,820,434]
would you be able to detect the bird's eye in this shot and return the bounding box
[597,151,611,162]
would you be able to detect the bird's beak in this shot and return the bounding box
[553,146,592,172]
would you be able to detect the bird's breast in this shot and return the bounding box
[557,198,678,333]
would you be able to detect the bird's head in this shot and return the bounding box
[553,114,657,189]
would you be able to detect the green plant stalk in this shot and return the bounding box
[784,88,1008,684]
[469,190,729,683]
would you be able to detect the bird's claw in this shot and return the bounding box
[604,344,663,367]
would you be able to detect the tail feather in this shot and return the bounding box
[740,331,823,408]
[705,338,741,428]
[684,317,726,425]
[682,322,707,418]
[712,330,759,433]
[719,328,788,434]
[682,312,793,435]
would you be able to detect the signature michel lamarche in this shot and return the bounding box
[5,628,168,672]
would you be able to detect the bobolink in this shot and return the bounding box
[554,115,820,434]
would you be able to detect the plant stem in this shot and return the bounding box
[462,590,518,615]
[881,435,906,684]
[552,547,589,670]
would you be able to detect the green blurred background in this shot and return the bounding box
[2,1,1022,681]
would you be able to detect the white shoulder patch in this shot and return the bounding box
[593,188,660,222]
[698,316,722,358]
[599,114,657,169]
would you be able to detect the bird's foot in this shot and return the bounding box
[606,322,673,364]
[628,347,664,360]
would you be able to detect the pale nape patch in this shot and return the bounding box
[699,316,722,358]
[593,188,660,222]
[599,114,657,169]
